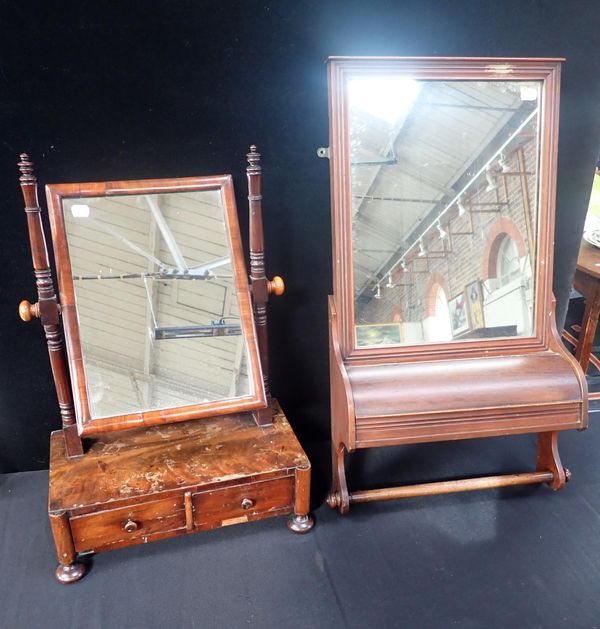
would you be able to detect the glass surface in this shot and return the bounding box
[349,78,541,347]
[62,190,251,419]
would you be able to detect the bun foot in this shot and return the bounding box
[55,562,87,584]
[287,513,314,534]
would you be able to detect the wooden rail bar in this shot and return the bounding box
[347,471,554,504]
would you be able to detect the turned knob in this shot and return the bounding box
[326,492,340,509]
[18,299,40,322]
[241,498,254,510]
[123,519,139,533]
[267,276,285,296]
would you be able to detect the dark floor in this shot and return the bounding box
[2,424,600,629]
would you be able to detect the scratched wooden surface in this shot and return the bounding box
[49,400,308,512]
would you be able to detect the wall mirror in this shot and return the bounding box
[46,176,266,435]
[329,58,561,358]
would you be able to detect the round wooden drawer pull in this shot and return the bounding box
[123,519,139,533]
[241,498,254,510]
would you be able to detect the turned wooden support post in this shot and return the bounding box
[287,464,315,534]
[18,154,83,457]
[247,145,284,425]
[49,511,87,583]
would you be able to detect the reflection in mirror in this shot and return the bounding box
[350,79,540,347]
[62,190,251,419]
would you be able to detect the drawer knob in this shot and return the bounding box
[241,498,254,510]
[123,519,139,533]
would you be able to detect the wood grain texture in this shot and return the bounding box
[293,465,311,517]
[48,400,311,566]
[350,354,582,416]
[70,495,186,553]
[348,352,585,448]
[48,511,77,565]
[49,401,308,513]
[192,476,293,531]
[48,511,88,583]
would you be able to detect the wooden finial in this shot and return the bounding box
[247,145,261,174]
[18,153,36,184]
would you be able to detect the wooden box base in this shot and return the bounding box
[48,401,313,583]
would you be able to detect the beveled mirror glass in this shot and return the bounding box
[348,77,541,347]
[47,176,266,435]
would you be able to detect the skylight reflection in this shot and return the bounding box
[348,76,422,124]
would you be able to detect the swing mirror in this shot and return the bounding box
[328,58,559,356]
[46,176,266,436]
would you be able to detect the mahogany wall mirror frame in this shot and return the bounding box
[324,57,587,514]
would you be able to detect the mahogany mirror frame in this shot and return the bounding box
[328,56,562,363]
[45,175,267,437]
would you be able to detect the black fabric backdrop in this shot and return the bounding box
[1,1,600,473]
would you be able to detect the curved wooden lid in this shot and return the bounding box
[348,352,583,419]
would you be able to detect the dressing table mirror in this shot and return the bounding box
[47,176,267,437]
[18,147,313,583]
[324,57,587,514]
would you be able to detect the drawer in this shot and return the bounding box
[192,475,294,530]
[70,496,185,553]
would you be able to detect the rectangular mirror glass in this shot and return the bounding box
[47,177,266,435]
[349,78,541,347]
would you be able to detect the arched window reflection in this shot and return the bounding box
[423,285,452,342]
[496,235,521,287]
